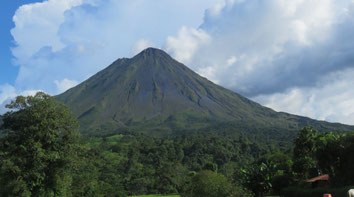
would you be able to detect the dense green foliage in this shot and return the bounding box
[240,127,354,196]
[1,93,354,197]
[0,92,80,196]
[292,127,318,179]
[291,127,354,186]
[0,93,282,196]
[70,131,276,196]
[66,127,354,196]
[240,162,275,196]
[182,170,232,197]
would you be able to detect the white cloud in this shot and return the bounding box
[11,0,83,65]
[165,26,211,64]
[206,0,236,17]
[54,78,78,93]
[20,90,42,97]
[167,0,354,97]
[291,20,310,45]
[198,66,220,84]
[132,39,155,55]
[253,68,354,125]
[162,0,354,124]
[227,56,237,66]
[0,84,17,106]
[10,0,222,95]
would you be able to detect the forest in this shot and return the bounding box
[0,93,354,197]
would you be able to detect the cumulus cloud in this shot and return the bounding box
[254,68,354,124]
[166,26,211,64]
[10,0,221,95]
[11,0,83,65]
[163,0,354,124]
[166,0,354,97]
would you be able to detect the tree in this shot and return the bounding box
[0,92,80,196]
[292,128,354,186]
[335,132,354,185]
[320,132,354,186]
[292,127,318,179]
[256,152,294,194]
[315,132,342,177]
[182,170,233,197]
[240,162,276,197]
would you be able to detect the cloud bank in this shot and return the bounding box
[166,0,354,124]
[168,0,354,95]
[253,69,354,125]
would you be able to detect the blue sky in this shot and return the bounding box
[0,0,44,85]
[2,0,354,125]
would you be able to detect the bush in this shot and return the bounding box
[182,170,232,197]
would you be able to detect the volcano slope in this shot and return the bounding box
[56,48,354,139]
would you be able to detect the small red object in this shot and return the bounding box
[323,194,332,197]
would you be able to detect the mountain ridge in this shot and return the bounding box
[56,48,354,136]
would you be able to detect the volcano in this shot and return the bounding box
[56,48,354,137]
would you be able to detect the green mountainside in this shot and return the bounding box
[56,48,354,137]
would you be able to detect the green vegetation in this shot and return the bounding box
[0,92,80,196]
[182,170,233,197]
[75,131,272,196]
[291,127,354,186]
[0,94,354,197]
[239,127,354,196]
[0,94,276,196]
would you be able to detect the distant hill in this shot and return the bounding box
[56,48,354,138]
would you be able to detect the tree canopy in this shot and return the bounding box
[0,92,80,196]
[182,170,233,197]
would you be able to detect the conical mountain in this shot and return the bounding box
[56,48,354,136]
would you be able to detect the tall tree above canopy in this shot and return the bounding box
[0,92,80,197]
[292,127,318,179]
